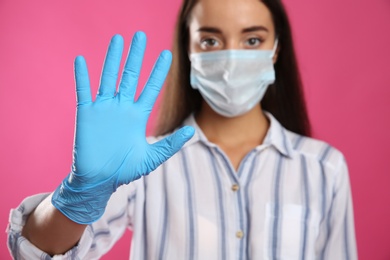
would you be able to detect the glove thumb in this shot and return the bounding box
[149,126,195,167]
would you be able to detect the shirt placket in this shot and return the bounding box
[213,146,257,260]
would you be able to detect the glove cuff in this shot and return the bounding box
[52,174,115,224]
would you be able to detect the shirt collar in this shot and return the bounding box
[261,111,294,158]
[182,112,294,158]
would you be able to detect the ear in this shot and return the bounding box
[273,45,280,64]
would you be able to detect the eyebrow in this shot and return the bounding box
[197,25,269,34]
[197,27,222,33]
[242,26,269,33]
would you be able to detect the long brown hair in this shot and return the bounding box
[156,0,311,137]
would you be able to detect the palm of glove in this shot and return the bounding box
[73,100,144,187]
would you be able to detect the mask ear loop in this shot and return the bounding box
[270,38,279,58]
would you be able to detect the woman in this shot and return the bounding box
[8,0,357,259]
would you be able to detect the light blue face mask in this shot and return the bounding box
[190,40,278,117]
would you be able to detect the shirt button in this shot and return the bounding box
[231,184,239,192]
[236,230,244,239]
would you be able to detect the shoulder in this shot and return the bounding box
[285,130,346,173]
[265,111,346,173]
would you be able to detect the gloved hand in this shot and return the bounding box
[52,32,195,224]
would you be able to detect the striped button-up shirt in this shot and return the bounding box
[8,113,357,259]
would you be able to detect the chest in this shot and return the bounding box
[140,148,335,259]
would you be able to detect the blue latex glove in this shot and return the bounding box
[52,32,195,224]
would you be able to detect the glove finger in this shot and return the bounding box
[118,31,146,101]
[148,126,195,168]
[74,56,92,105]
[97,34,124,99]
[137,50,172,113]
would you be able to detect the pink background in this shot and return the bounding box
[0,0,389,259]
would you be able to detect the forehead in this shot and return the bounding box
[189,0,274,31]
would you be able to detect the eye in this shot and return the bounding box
[200,37,220,50]
[245,37,262,48]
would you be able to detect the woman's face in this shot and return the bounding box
[188,0,277,56]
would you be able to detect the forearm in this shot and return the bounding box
[22,193,87,256]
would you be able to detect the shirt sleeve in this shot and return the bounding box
[7,182,138,260]
[323,156,358,259]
